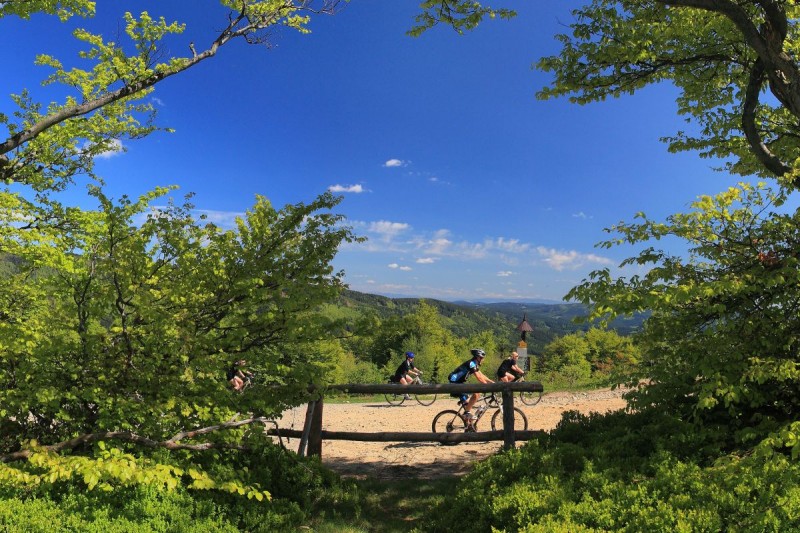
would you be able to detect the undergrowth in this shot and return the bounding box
[423,409,800,532]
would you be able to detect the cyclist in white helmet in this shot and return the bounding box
[448,348,494,421]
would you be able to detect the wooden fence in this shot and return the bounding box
[268,381,545,457]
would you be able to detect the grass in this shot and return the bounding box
[307,476,454,532]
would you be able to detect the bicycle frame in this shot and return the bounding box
[431,393,529,438]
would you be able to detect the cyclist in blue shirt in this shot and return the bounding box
[448,348,494,421]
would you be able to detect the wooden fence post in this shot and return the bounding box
[307,395,324,457]
[297,400,316,456]
[502,388,515,450]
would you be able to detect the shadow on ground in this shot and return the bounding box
[324,442,495,481]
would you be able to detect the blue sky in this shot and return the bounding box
[4,1,737,302]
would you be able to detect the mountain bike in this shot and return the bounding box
[431,393,528,442]
[384,374,437,406]
[514,375,543,406]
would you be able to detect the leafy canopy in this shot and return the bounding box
[536,0,800,187]
[0,1,340,192]
[0,0,362,501]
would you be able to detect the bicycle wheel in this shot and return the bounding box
[385,391,405,406]
[519,389,542,406]
[432,409,468,442]
[490,407,528,431]
[415,390,437,406]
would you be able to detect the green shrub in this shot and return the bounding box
[425,409,800,532]
[0,441,360,532]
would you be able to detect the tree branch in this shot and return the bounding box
[657,0,769,57]
[0,1,339,160]
[742,58,792,177]
[1,416,274,463]
[658,0,800,175]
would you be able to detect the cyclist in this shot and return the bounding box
[497,351,525,382]
[448,348,494,422]
[390,351,422,400]
[227,359,253,391]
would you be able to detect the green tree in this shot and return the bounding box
[399,301,460,382]
[356,314,410,370]
[0,1,339,191]
[0,186,358,491]
[408,0,516,36]
[569,183,800,450]
[526,1,800,451]
[584,327,640,376]
[466,329,501,375]
[541,333,592,386]
[535,1,800,185]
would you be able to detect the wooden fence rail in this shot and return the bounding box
[273,381,544,456]
[268,428,543,444]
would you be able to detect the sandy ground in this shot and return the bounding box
[275,388,628,480]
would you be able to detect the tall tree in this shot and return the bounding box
[584,327,640,375]
[0,186,358,489]
[541,333,592,385]
[569,183,800,451]
[400,301,460,382]
[535,1,800,185]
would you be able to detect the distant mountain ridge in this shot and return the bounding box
[338,289,645,354]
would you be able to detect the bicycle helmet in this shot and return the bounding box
[470,348,486,359]
[405,351,415,358]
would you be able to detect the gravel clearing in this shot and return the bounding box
[276,387,629,480]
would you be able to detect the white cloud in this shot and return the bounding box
[411,233,530,259]
[195,209,245,229]
[151,96,165,107]
[388,263,412,271]
[416,257,436,264]
[497,271,514,277]
[572,211,591,219]
[383,158,405,167]
[328,184,365,193]
[368,220,410,241]
[536,246,614,271]
[399,265,412,271]
[494,238,531,253]
[388,263,400,269]
[93,139,124,159]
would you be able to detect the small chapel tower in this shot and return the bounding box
[515,314,533,371]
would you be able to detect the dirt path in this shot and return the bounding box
[277,388,628,481]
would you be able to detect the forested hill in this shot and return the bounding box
[337,289,645,353]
